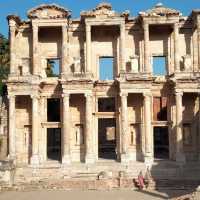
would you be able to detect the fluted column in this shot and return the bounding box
[144,93,153,164]
[143,22,151,73]
[62,93,71,164]
[30,95,40,165]
[9,21,16,75]
[86,24,91,74]
[8,95,16,159]
[120,92,129,163]
[120,22,126,72]
[85,93,95,164]
[62,25,69,75]
[32,24,39,76]
[174,23,180,72]
[175,91,185,163]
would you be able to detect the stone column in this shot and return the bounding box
[120,22,126,72]
[143,22,151,73]
[30,95,40,165]
[197,23,200,70]
[198,94,200,161]
[86,24,91,74]
[174,23,180,72]
[62,25,69,75]
[62,93,71,164]
[120,92,129,163]
[144,93,153,164]
[175,91,185,163]
[9,21,16,75]
[32,24,39,76]
[85,93,95,164]
[8,95,16,159]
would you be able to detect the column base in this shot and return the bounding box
[85,154,95,164]
[30,154,40,166]
[62,155,71,165]
[176,152,186,163]
[144,153,153,166]
[120,153,129,163]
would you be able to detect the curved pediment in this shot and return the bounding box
[27,4,71,19]
[81,2,129,19]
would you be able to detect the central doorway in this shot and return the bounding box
[154,126,169,159]
[98,118,116,160]
[47,128,61,161]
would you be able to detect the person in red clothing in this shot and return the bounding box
[138,171,145,190]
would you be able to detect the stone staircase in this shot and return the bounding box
[3,160,200,191]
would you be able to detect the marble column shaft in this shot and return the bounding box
[9,26,16,75]
[62,25,69,74]
[32,25,39,75]
[197,24,200,69]
[175,92,185,162]
[86,25,91,73]
[144,93,152,155]
[8,95,16,159]
[143,22,150,73]
[85,93,94,163]
[174,23,180,72]
[31,95,40,165]
[120,23,126,72]
[62,94,71,164]
[121,93,128,154]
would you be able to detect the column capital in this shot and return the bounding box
[86,24,91,32]
[143,92,152,98]
[84,92,93,98]
[120,92,128,97]
[7,94,15,99]
[62,93,70,98]
[31,94,40,99]
[175,91,183,96]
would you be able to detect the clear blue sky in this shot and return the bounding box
[0,0,200,37]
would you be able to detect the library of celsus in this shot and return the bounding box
[4,2,200,182]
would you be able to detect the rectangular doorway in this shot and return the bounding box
[154,126,169,159]
[47,128,61,161]
[98,118,116,160]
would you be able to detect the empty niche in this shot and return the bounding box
[75,124,84,145]
[129,124,140,147]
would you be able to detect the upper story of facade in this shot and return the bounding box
[6,2,200,83]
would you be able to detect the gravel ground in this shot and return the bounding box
[0,189,194,200]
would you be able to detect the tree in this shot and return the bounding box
[0,34,9,95]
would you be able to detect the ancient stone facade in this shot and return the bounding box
[5,2,200,174]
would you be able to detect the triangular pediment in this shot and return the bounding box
[27,4,71,19]
[140,3,181,17]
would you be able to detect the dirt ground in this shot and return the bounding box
[0,189,194,200]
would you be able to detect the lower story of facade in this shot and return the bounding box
[6,80,200,166]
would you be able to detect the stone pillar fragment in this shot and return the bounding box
[85,93,95,164]
[143,22,151,73]
[32,24,39,76]
[144,93,152,164]
[175,91,185,163]
[174,23,180,72]
[62,25,69,75]
[62,94,71,164]
[30,95,40,165]
[120,23,126,72]
[86,24,91,74]
[8,95,16,159]
[120,93,129,163]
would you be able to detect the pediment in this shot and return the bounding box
[27,4,71,19]
[81,2,129,19]
[140,3,181,17]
